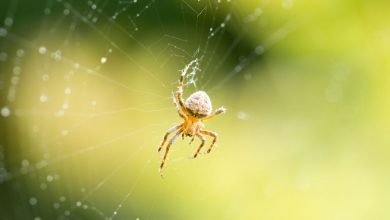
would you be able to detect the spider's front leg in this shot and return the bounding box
[158,124,182,152]
[193,134,205,158]
[160,129,183,174]
[200,130,218,154]
[188,136,195,145]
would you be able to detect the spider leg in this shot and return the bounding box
[158,123,182,152]
[172,93,186,119]
[200,130,218,154]
[160,129,183,174]
[193,134,205,158]
[177,69,190,116]
[202,107,226,122]
[188,136,195,145]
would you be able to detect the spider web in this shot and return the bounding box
[0,0,297,219]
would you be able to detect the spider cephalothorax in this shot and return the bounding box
[157,66,226,174]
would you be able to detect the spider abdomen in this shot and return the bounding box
[185,91,212,118]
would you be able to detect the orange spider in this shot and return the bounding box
[157,65,226,174]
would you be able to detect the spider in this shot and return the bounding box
[157,68,226,174]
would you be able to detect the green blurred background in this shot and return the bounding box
[0,0,390,219]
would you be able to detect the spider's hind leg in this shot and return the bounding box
[172,93,187,120]
[202,107,226,122]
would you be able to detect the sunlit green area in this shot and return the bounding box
[0,0,390,219]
